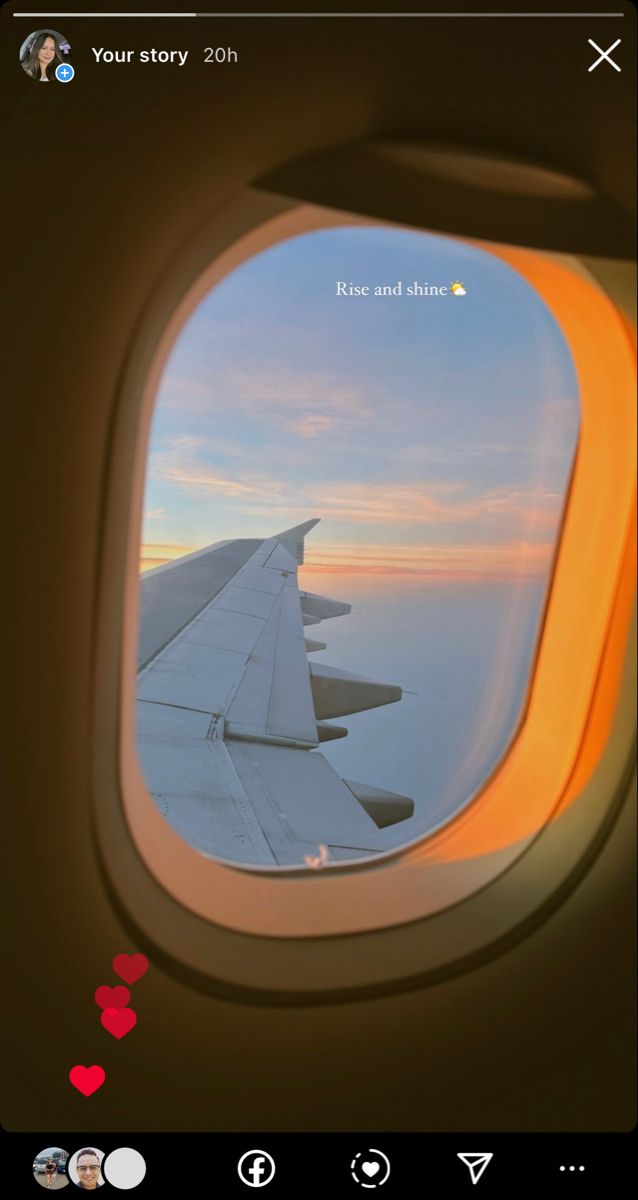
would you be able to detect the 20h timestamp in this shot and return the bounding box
[204,46,238,63]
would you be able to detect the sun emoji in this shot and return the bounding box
[450,281,467,296]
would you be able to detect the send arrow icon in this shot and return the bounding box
[457,1153,493,1185]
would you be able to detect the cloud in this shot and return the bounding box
[139,536,553,582]
[476,487,563,531]
[164,434,212,452]
[301,540,554,580]
[227,367,370,416]
[395,442,532,464]
[139,542,196,572]
[291,482,563,532]
[148,454,288,502]
[156,467,259,498]
[148,434,564,542]
[284,414,335,438]
[157,366,372,440]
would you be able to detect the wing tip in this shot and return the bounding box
[273,518,320,565]
[273,517,320,539]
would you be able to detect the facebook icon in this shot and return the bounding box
[237,1149,276,1188]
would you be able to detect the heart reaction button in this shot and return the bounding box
[112,953,149,985]
[95,985,131,1011]
[351,1150,391,1188]
[69,1065,106,1097]
[101,1007,137,1040]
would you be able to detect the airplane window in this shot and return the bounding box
[136,222,579,870]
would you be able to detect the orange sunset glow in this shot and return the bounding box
[140,539,555,581]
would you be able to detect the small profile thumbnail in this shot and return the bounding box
[19,29,72,83]
[68,1148,105,1190]
[32,1148,69,1189]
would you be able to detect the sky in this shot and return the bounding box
[140,223,579,842]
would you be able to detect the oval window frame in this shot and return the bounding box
[92,190,636,1000]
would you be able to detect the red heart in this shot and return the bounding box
[112,953,149,985]
[69,1065,106,1097]
[101,1007,137,1040]
[95,985,131,1011]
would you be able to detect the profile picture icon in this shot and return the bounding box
[68,1148,105,1190]
[19,28,71,82]
[32,1147,69,1189]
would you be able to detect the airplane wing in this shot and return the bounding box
[136,520,413,866]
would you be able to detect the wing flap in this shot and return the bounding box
[137,701,386,864]
[136,519,414,865]
[137,642,247,714]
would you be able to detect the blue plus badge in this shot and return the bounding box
[55,62,75,83]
